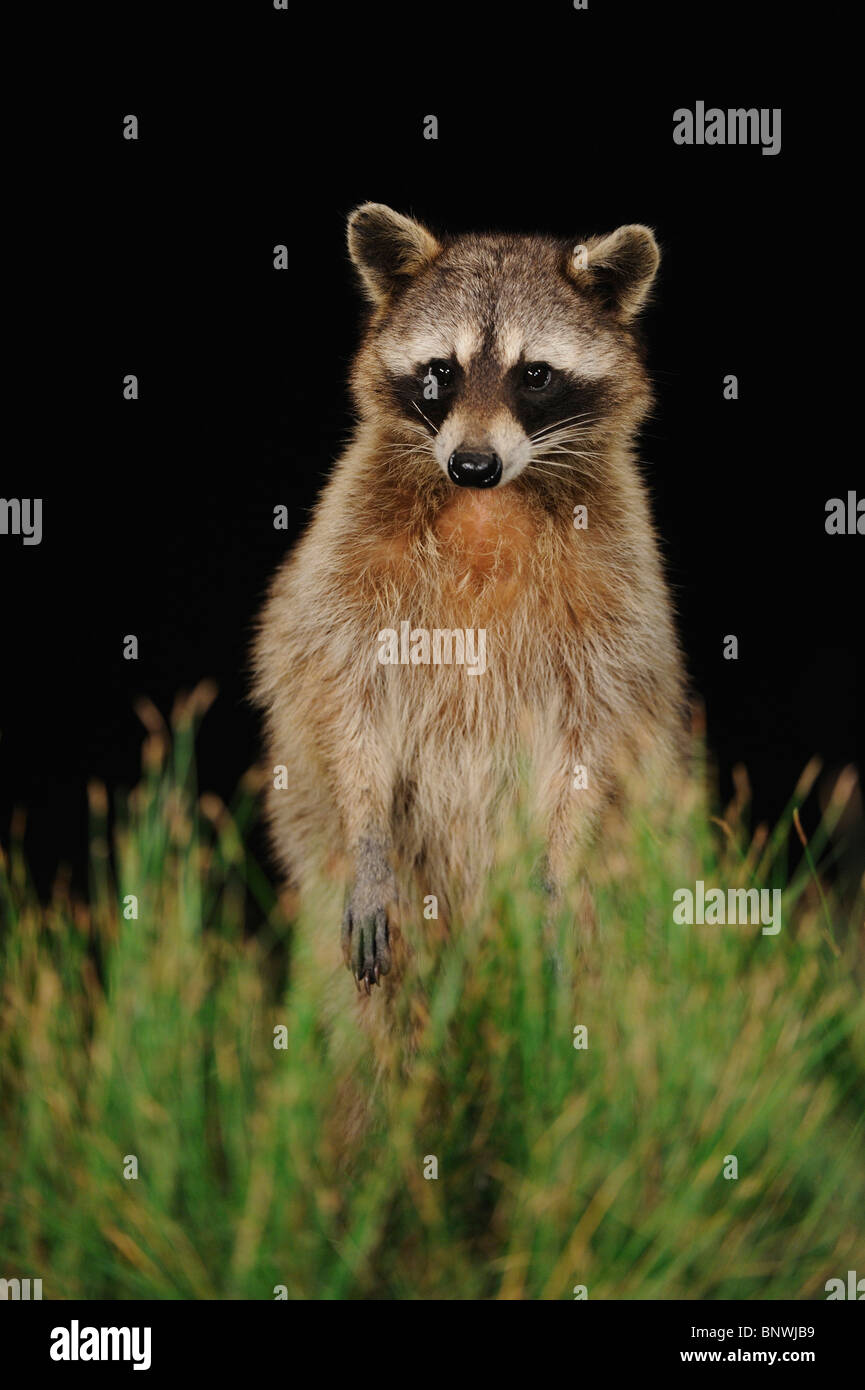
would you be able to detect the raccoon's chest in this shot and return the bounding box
[434,487,534,603]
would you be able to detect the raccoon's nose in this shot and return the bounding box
[447,450,503,489]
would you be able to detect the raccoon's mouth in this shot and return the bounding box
[447,451,503,489]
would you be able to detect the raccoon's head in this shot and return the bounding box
[347,203,660,492]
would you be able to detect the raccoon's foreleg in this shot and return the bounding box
[332,710,399,992]
[539,738,605,943]
[340,835,397,992]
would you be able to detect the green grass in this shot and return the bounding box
[1,687,863,1300]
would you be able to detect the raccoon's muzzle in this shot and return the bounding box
[447,450,503,489]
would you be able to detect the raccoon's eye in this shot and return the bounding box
[424,359,454,390]
[524,362,553,391]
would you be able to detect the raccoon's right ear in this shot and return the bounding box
[347,203,441,304]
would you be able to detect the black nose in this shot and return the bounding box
[447,451,503,489]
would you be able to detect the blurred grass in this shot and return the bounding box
[1,686,863,1300]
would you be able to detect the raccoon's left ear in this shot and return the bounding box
[566,225,660,320]
[347,203,441,304]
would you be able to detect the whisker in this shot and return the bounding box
[530,434,600,455]
[539,454,604,466]
[379,444,437,466]
[412,401,439,434]
[525,463,571,483]
[530,412,598,442]
[532,424,598,442]
[535,440,603,453]
[526,449,602,475]
[533,444,604,462]
[530,412,595,437]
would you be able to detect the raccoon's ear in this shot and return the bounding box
[566,225,660,319]
[347,203,441,303]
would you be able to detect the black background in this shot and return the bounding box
[2,4,861,895]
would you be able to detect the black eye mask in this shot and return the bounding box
[503,366,614,441]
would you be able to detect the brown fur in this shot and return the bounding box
[252,204,687,1026]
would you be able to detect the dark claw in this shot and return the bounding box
[342,898,392,991]
[374,909,391,977]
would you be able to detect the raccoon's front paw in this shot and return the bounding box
[341,897,392,992]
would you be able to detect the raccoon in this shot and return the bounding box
[252,203,686,1001]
